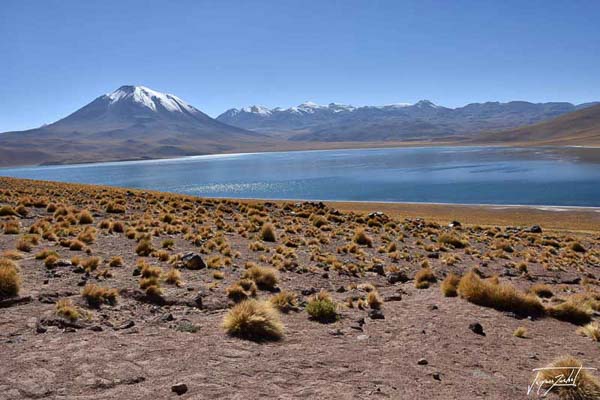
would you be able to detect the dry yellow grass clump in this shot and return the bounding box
[242,266,279,290]
[0,258,21,299]
[226,279,258,303]
[222,299,283,341]
[259,222,277,242]
[458,270,544,317]
[577,323,600,342]
[306,290,338,322]
[414,267,436,289]
[441,273,460,297]
[533,356,600,400]
[270,290,299,313]
[81,284,118,308]
[353,228,373,247]
[55,298,80,321]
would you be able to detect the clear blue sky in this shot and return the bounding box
[1,0,599,132]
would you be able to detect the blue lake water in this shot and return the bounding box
[1,146,600,206]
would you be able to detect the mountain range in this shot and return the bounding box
[0,85,599,167]
[217,100,598,142]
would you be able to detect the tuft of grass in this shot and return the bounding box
[534,356,600,399]
[270,290,299,313]
[415,267,436,289]
[577,323,600,342]
[570,242,586,253]
[547,300,592,325]
[82,256,100,272]
[513,326,527,338]
[0,205,18,216]
[55,298,80,321]
[78,210,94,224]
[163,268,182,286]
[136,239,153,256]
[222,299,284,341]
[458,270,544,317]
[69,239,85,251]
[81,284,118,308]
[441,273,460,297]
[242,266,279,290]
[108,256,124,268]
[226,279,257,303]
[353,228,373,247]
[306,290,338,323]
[16,238,32,252]
[438,233,467,248]
[529,283,553,298]
[366,290,383,310]
[260,223,277,242]
[3,220,20,234]
[0,258,20,299]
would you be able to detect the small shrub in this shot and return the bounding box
[270,290,299,313]
[547,300,592,325]
[161,239,175,249]
[136,239,153,256]
[570,242,586,253]
[0,206,18,217]
[163,268,182,286]
[366,290,383,310]
[222,299,283,341]
[3,220,19,234]
[438,233,467,248]
[513,326,527,338]
[415,267,436,289]
[78,210,94,224]
[0,259,20,299]
[441,273,460,297]
[69,239,85,251]
[55,298,80,321]
[242,266,279,290]
[16,238,32,252]
[260,223,277,242]
[109,256,124,268]
[534,357,600,399]
[458,270,544,317]
[353,228,373,247]
[82,257,100,272]
[529,283,553,298]
[226,279,257,303]
[306,290,338,323]
[577,323,600,342]
[81,284,118,308]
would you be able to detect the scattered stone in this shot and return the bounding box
[356,334,369,341]
[35,323,47,334]
[427,252,440,259]
[387,271,409,284]
[469,322,485,336]
[417,358,428,365]
[54,259,73,268]
[328,328,344,336]
[0,295,33,308]
[432,372,441,381]
[372,263,385,276]
[77,279,87,287]
[428,305,438,311]
[89,325,103,332]
[132,268,141,277]
[529,225,542,233]
[115,320,135,330]
[181,252,206,270]
[384,294,402,302]
[171,383,188,395]
[161,313,174,322]
[448,220,461,228]
[301,287,317,296]
[336,286,346,293]
[560,276,581,285]
[368,309,385,320]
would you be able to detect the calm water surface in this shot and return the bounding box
[2,147,600,206]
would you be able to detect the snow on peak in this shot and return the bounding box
[240,105,272,115]
[106,85,197,113]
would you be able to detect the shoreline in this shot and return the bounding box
[1,176,598,233]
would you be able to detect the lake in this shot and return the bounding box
[2,146,600,206]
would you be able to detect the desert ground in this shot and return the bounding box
[0,177,598,399]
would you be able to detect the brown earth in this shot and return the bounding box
[0,177,598,399]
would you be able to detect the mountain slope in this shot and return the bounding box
[0,86,264,166]
[218,100,597,141]
[476,103,600,145]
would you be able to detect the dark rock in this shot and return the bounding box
[469,322,485,336]
[321,272,329,279]
[372,263,385,276]
[417,358,428,365]
[161,313,174,322]
[301,287,317,296]
[181,252,206,270]
[428,305,438,311]
[368,309,385,320]
[432,372,441,381]
[35,323,47,334]
[115,320,135,330]
[529,225,542,233]
[0,295,32,308]
[560,276,581,285]
[171,383,188,395]
[448,220,461,228]
[351,317,365,330]
[384,294,403,302]
[89,325,103,332]
[336,286,346,293]
[387,271,409,284]
[427,252,440,259]
[43,279,49,285]
[132,268,141,276]
[77,279,87,287]
[54,259,72,267]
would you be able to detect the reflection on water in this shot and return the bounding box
[2,146,599,206]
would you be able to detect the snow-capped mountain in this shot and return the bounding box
[217,99,598,141]
[0,85,261,166]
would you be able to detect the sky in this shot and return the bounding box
[1,0,599,132]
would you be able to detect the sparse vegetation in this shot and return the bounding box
[306,290,338,322]
[222,299,284,341]
[0,259,20,299]
[81,284,118,308]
